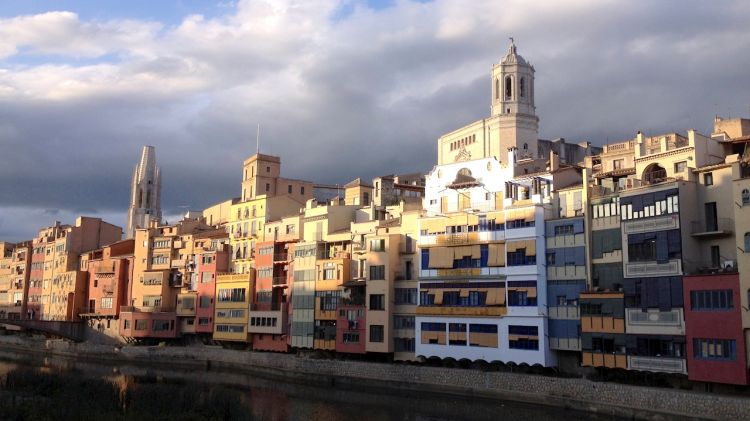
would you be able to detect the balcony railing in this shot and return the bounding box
[120,305,175,313]
[625,259,681,278]
[250,302,286,312]
[273,253,288,262]
[690,218,733,237]
[627,355,687,374]
[272,276,287,286]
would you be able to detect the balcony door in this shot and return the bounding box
[705,202,717,232]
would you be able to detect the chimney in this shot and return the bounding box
[549,151,560,172]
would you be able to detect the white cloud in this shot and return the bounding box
[1,0,750,242]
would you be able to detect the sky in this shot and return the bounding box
[1,0,750,242]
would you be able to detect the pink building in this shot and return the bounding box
[195,247,228,334]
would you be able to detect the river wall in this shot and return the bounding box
[0,336,748,420]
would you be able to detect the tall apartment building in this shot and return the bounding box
[580,117,750,384]
[79,239,135,336]
[120,216,223,340]
[0,241,32,320]
[27,218,122,321]
[126,145,162,239]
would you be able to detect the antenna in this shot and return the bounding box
[256,123,260,154]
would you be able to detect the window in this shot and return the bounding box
[153,320,171,331]
[370,239,385,252]
[301,186,305,195]
[343,332,360,343]
[266,166,270,173]
[691,290,733,311]
[674,161,687,173]
[198,318,209,326]
[693,339,736,361]
[519,77,525,98]
[508,325,539,350]
[504,76,512,99]
[704,172,713,186]
[142,295,161,308]
[369,294,385,310]
[317,291,340,311]
[745,233,750,251]
[394,288,417,305]
[265,183,270,192]
[218,288,246,302]
[553,224,574,236]
[100,297,113,309]
[369,265,385,280]
[370,325,384,342]
[393,315,415,329]
[613,159,624,170]
[135,320,148,330]
[288,185,292,194]
[199,296,211,308]
[216,325,244,333]
[508,290,536,306]
[323,268,337,280]
[123,320,131,330]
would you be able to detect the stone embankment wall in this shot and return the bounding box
[2,337,748,420]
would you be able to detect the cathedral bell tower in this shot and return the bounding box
[490,39,539,159]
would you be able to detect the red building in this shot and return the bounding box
[195,246,228,334]
[81,240,134,328]
[336,305,366,354]
[249,240,292,352]
[683,273,748,385]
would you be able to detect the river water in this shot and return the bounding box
[0,354,621,421]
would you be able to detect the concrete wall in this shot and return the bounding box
[14,339,750,421]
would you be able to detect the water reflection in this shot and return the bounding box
[0,354,620,421]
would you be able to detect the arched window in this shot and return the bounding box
[495,78,500,100]
[520,77,525,98]
[742,189,750,205]
[523,143,528,150]
[505,76,513,99]
[745,233,750,251]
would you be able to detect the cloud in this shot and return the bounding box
[1,0,750,242]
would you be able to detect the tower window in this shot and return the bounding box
[288,185,292,194]
[266,166,270,173]
[523,143,528,150]
[505,76,512,99]
[520,77,525,98]
[265,183,270,192]
[301,186,305,195]
[495,78,500,100]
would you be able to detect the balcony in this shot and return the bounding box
[547,265,586,281]
[625,259,681,278]
[582,352,627,369]
[548,306,580,320]
[549,337,581,351]
[120,305,175,313]
[625,308,684,335]
[415,305,506,317]
[272,276,288,286]
[171,259,186,269]
[690,218,733,237]
[623,214,679,234]
[351,242,366,253]
[627,355,687,374]
[435,232,478,246]
[273,253,288,262]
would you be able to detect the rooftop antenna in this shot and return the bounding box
[256,123,260,154]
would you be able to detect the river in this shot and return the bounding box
[0,353,623,420]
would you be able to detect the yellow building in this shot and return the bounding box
[213,273,254,342]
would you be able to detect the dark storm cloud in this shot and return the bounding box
[1,0,750,242]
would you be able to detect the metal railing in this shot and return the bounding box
[690,217,733,235]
